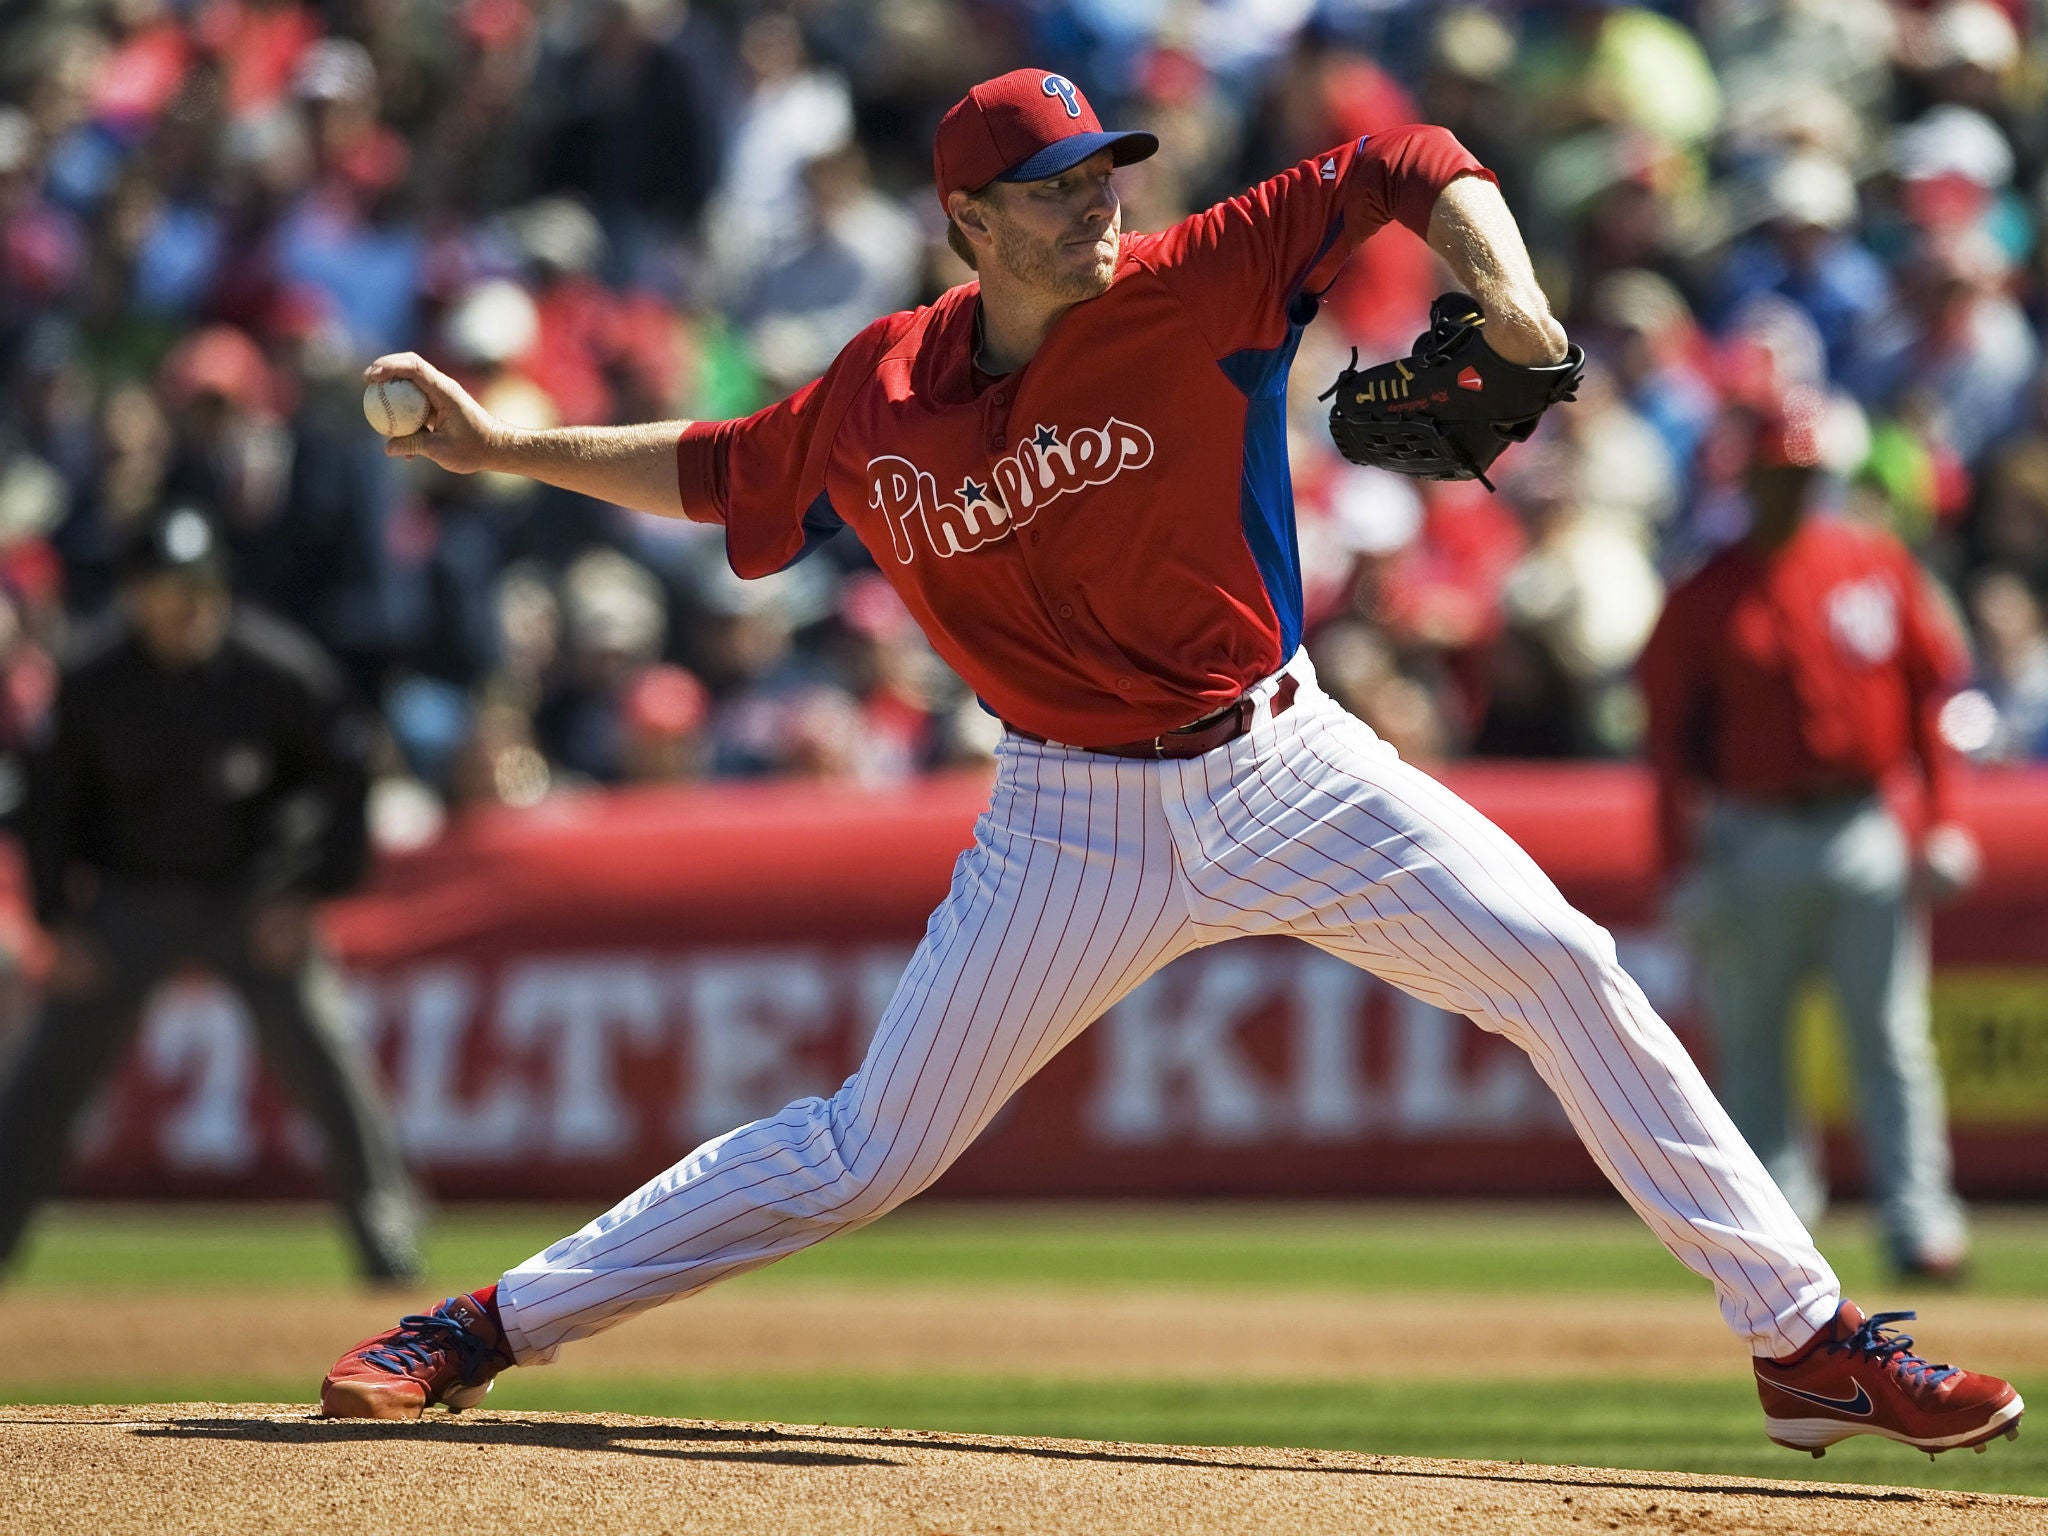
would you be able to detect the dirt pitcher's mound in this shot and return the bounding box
[3,1405,2040,1536]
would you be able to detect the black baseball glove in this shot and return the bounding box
[1321,293,1585,490]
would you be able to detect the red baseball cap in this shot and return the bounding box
[934,69,1157,207]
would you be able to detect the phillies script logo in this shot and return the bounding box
[868,418,1155,563]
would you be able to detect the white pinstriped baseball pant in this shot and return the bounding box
[497,652,1841,1365]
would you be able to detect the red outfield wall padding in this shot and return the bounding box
[27,764,2048,1202]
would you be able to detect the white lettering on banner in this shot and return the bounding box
[500,957,667,1156]
[92,935,1694,1182]
[1091,951,1274,1141]
[1391,989,1557,1133]
[1087,946,1604,1146]
[388,965,527,1161]
[681,953,836,1141]
[1294,956,1374,1136]
[143,981,258,1171]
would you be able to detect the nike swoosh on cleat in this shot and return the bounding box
[1766,1380,1875,1416]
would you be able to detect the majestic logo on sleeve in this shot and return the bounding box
[869,418,1154,564]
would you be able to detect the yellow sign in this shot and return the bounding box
[1793,970,2048,1127]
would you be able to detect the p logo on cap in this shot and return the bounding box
[1042,74,1082,118]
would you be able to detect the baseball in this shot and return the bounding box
[363,377,431,437]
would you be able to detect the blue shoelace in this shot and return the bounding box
[363,1299,494,1379]
[1833,1310,1958,1388]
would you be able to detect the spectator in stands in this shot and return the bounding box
[1640,390,1978,1279]
[1495,438,1663,755]
[1586,269,1719,512]
[0,502,421,1279]
[1716,153,1891,385]
[1966,375,2048,587]
[534,547,669,784]
[530,0,725,291]
[0,0,2047,812]
[1956,567,2048,761]
[831,573,943,783]
[727,143,922,395]
[274,39,421,357]
[1856,228,2037,470]
[618,662,710,784]
[703,10,854,297]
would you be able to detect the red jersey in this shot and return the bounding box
[676,126,1487,748]
[1638,517,1969,871]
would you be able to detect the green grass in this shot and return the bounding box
[11,1374,2042,1497]
[8,1203,2046,1500]
[11,1201,2048,1300]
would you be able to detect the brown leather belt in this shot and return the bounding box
[1007,673,1299,759]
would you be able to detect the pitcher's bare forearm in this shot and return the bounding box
[364,352,703,519]
[1425,176,1568,366]
[492,421,698,520]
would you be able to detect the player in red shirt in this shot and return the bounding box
[1640,389,1982,1281]
[320,71,2021,1461]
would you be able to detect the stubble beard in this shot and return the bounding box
[992,219,1118,303]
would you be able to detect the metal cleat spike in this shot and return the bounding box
[1975,1443,1987,1454]
[1810,1449,1825,1459]
[2007,1425,2021,1441]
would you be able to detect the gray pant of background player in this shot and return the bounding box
[0,883,422,1278]
[1687,794,1966,1268]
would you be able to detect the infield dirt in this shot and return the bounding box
[5,1288,2045,1390]
[6,1403,2041,1536]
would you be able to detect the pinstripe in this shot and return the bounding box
[546,800,1024,1297]
[506,768,1055,1352]
[956,755,1117,1142]
[1291,712,1808,1319]
[1283,701,1828,1349]
[498,738,1198,1363]
[842,746,1051,1173]
[1342,716,1830,1301]
[1028,761,1196,1080]
[683,747,1070,1270]
[1283,715,1790,1335]
[859,749,1083,1214]
[533,782,1028,1305]
[1157,681,1826,1354]
[934,753,1096,1163]
[1236,735,1526,1015]
[498,655,1836,1369]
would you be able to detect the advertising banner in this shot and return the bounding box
[36,766,2048,1201]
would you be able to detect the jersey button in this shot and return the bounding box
[1028,531,1041,545]
[1058,603,1074,619]
[1115,677,1133,692]
[991,434,1005,450]
[993,390,1008,405]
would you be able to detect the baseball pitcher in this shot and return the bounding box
[318,70,2021,1461]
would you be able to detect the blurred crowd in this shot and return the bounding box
[4,0,2048,849]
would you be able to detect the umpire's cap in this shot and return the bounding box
[934,70,1156,206]
[118,503,229,583]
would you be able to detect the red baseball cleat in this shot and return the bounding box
[320,1292,512,1420]
[1756,1302,2023,1458]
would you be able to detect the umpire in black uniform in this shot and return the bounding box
[1,502,423,1279]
